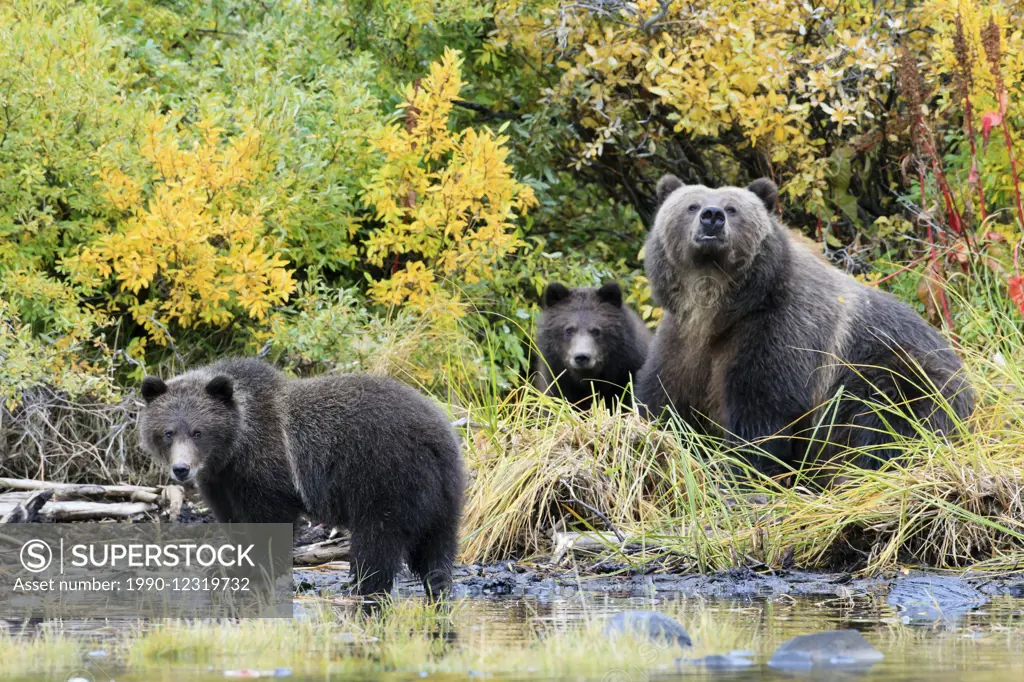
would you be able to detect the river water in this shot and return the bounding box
[5,588,1024,681]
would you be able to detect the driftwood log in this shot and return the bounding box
[0,478,353,567]
[0,478,183,523]
[292,536,350,566]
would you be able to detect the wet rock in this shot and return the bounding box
[887,576,988,623]
[603,610,692,647]
[767,630,883,671]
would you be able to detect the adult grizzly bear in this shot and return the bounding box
[535,281,652,410]
[636,176,974,472]
[139,358,465,598]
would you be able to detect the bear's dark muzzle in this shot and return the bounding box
[698,206,726,241]
[171,463,191,481]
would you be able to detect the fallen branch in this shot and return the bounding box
[0,495,156,522]
[0,489,54,523]
[293,536,351,566]
[45,500,157,522]
[0,477,160,498]
[0,479,182,523]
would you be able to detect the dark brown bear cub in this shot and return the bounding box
[139,358,465,598]
[535,281,652,410]
[636,176,974,473]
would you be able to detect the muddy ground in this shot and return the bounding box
[295,558,1024,602]
[199,503,1024,604]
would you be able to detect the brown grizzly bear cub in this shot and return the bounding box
[535,281,652,410]
[636,176,974,473]
[138,358,465,598]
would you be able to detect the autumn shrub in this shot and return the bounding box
[67,114,297,343]
[361,48,538,314]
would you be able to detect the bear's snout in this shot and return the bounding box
[697,206,726,241]
[171,463,192,482]
[167,439,200,482]
[572,352,593,369]
[566,333,601,374]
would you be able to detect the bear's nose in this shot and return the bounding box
[171,463,191,481]
[573,353,593,368]
[699,206,726,237]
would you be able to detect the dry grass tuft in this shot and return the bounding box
[458,341,1024,573]
[459,389,718,563]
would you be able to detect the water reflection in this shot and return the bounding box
[3,591,1024,681]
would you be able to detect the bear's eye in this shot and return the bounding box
[688,203,700,213]
[192,430,202,440]
[725,206,737,216]
[163,429,174,442]
[564,326,577,338]
[590,328,601,338]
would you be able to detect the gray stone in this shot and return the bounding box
[603,610,692,647]
[767,630,883,671]
[887,575,988,623]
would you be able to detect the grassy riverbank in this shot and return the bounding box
[461,302,1024,573]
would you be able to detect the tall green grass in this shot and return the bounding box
[451,291,1024,573]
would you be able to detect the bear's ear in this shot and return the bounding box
[543,282,572,308]
[656,174,683,203]
[747,178,778,212]
[205,376,234,404]
[597,281,623,307]
[140,376,168,404]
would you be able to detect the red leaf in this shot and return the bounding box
[982,111,1002,146]
[1008,275,1024,316]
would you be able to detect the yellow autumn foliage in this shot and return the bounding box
[492,0,1024,220]
[68,114,296,343]
[362,48,537,313]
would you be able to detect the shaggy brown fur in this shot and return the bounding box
[139,358,465,598]
[636,176,974,473]
[535,281,652,410]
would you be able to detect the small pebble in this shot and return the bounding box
[87,649,108,658]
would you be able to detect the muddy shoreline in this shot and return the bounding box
[295,562,1024,602]
[289,519,1024,601]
